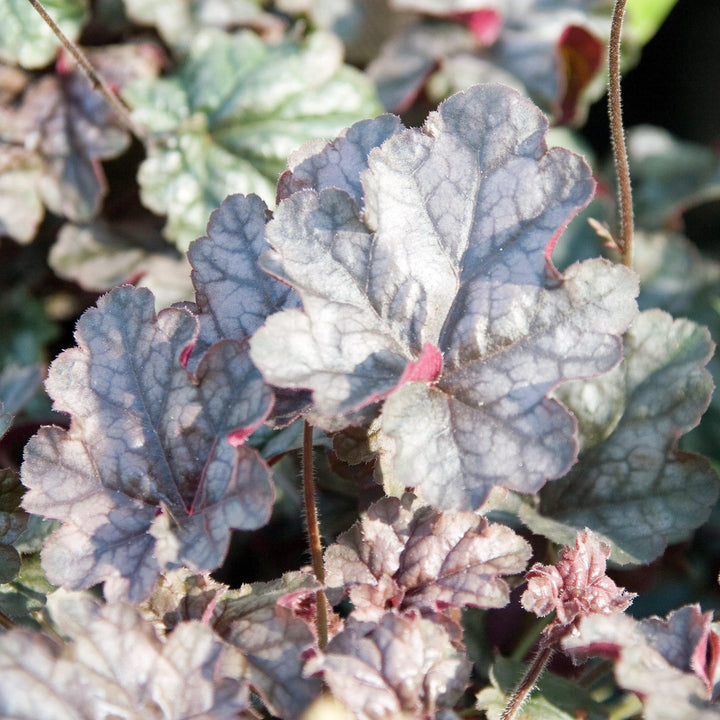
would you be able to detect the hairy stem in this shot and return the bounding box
[302,421,329,649]
[608,0,634,268]
[500,643,554,720]
[26,0,146,142]
[0,610,16,630]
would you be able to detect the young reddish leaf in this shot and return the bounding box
[521,310,719,565]
[251,83,638,510]
[307,611,471,720]
[213,571,323,719]
[563,607,720,720]
[521,529,635,640]
[325,494,531,619]
[21,286,274,603]
[0,590,250,720]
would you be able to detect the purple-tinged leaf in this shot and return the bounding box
[21,286,274,603]
[251,84,638,510]
[0,43,162,225]
[307,611,471,720]
[0,590,250,720]
[187,193,300,366]
[325,493,531,619]
[277,114,404,204]
[563,607,720,720]
[521,529,635,641]
[520,310,718,564]
[213,571,323,719]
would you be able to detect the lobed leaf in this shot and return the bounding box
[251,83,638,510]
[126,29,382,249]
[520,310,719,564]
[325,493,531,619]
[0,590,250,720]
[0,43,163,231]
[563,606,720,720]
[213,571,323,719]
[50,221,193,309]
[186,193,300,365]
[307,611,471,720]
[21,285,274,602]
[0,0,88,69]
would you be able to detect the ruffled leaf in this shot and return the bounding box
[0,590,250,719]
[307,611,471,720]
[521,529,635,641]
[563,606,720,720]
[187,193,300,365]
[213,571,323,719]
[325,493,531,618]
[520,310,719,564]
[251,83,638,510]
[125,29,382,249]
[0,43,163,228]
[21,285,274,603]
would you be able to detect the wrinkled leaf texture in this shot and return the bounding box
[324,493,531,619]
[563,605,720,720]
[0,590,249,720]
[307,611,471,720]
[250,83,638,511]
[125,28,382,249]
[521,310,718,564]
[21,286,275,603]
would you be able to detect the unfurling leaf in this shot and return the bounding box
[21,286,274,603]
[0,590,250,720]
[521,529,635,640]
[325,493,531,619]
[520,310,719,564]
[307,611,471,720]
[250,83,638,510]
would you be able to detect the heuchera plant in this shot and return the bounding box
[1,1,720,720]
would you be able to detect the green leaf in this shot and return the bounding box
[0,553,54,628]
[0,0,88,68]
[477,655,611,720]
[625,0,679,45]
[520,310,719,565]
[125,29,382,249]
[123,0,284,52]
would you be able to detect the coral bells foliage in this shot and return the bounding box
[521,529,636,641]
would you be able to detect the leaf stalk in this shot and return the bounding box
[26,0,147,143]
[500,642,554,720]
[302,421,329,649]
[608,0,634,268]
